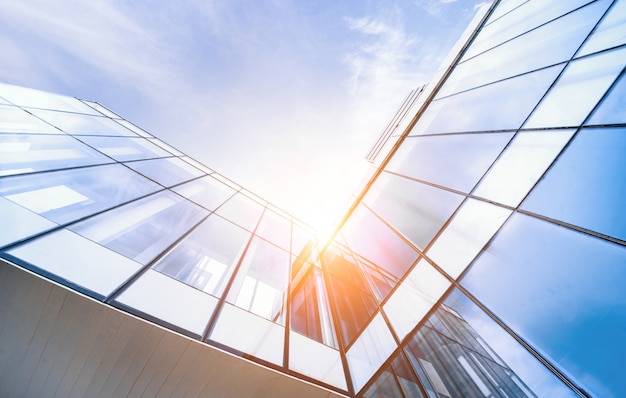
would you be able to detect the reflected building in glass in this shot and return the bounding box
[1,0,626,396]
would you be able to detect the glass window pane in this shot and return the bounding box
[0,105,62,135]
[521,127,626,241]
[387,133,514,193]
[289,331,346,389]
[0,83,100,114]
[525,47,626,128]
[29,109,137,136]
[215,193,263,231]
[461,213,626,397]
[411,65,563,135]
[426,199,512,279]
[172,175,235,211]
[115,269,218,336]
[346,312,397,393]
[586,70,626,125]
[0,197,55,247]
[148,138,183,156]
[0,164,160,225]
[255,210,291,251]
[80,100,122,119]
[226,237,289,323]
[365,173,464,250]
[152,215,250,297]
[210,302,284,365]
[341,205,419,279]
[474,130,575,207]
[0,133,109,177]
[113,119,152,137]
[383,259,451,341]
[362,352,425,398]
[125,157,204,187]
[439,1,608,97]
[77,136,171,161]
[7,229,143,297]
[69,191,207,264]
[291,223,316,261]
[578,0,626,56]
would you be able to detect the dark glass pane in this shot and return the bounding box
[462,213,626,396]
[387,133,513,193]
[522,127,626,241]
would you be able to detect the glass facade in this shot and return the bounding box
[1,0,625,396]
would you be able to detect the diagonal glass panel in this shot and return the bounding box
[0,105,62,135]
[0,83,100,114]
[578,0,626,56]
[172,175,235,211]
[78,136,171,161]
[586,70,626,125]
[215,192,264,232]
[29,109,137,136]
[125,157,205,187]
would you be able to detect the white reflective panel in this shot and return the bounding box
[125,157,205,187]
[0,105,62,135]
[80,100,121,119]
[0,83,100,114]
[0,197,55,247]
[8,229,143,296]
[78,136,171,161]
[383,259,450,341]
[148,138,183,156]
[289,331,347,389]
[28,109,137,137]
[426,199,512,279]
[114,119,152,137]
[181,156,213,174]
[116,269,218,336]
[346,312,397,393]
[578,0,626,56]
[7,185,88,213]
[474,130,575,207]
[210,303,284,365]
[525,47,626,128]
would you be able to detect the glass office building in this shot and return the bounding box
[1,0,625,396]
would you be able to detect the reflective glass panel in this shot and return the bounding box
[148,138,183,156]
[365,173,464,250]
[125,157,204,187]
[578,0,626,56]
[0,83,100,114]
[411,65,563,135]
[525,47,626,128]
[226,237,289,323]
[7,229,143,297]
[440,1,608,97]
[152,215,250,297]
[586,70,626,125]
[289,331,346,389]
[361,352,424,398]
[0,105,62,135]
[215,193,263,231]
[291,223,316,261]
[462,213,626,397]
[172,175,235,211]
[115,269,218,336]
[474,130,575,207]
[387,133,513,193]
[210,303,284,365]
[113,119,152,137]
[255,210,291,251]
[0,164,160,225]
[0,197,55,248]
[29,109,137,136]
[80,100,121,119]
[522,127,626,241]
[70,190,207,265]
[341,205,418,279]
[0,133,109,177]
[77,136,171,161]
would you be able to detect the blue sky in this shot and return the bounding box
[0,0,488,230]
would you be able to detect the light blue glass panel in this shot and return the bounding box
[522,128,626,241]
[172,175,235,211]
[462,213,626,397]
[215,193,264,231]
[341,205,419,279]
[80,100,122,119]
[255,210,291,251]
[226,237,289,323]
[125,157,204,187]
[29,109,137,136]
[70,190,207,265]
[0,197,55,248]
[0,164,160,225]
[412,65,563,135]
[0,105,62,135]
[364,173,464,250]
[0,133,109,177]
[152,215,250,297]
[525,47,626,128]
[578,0,626,56]
[78,136,171,161]
[463,0,601,61]
[0,83,100,115]
[586,70,626,125]
[440,1,609,97]
[387,133,513,193]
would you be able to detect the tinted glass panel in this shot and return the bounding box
[578,0,626,56]
[586,70,626,125]
[125,157,204,187]
[0,105,61,135]
[215,193,264,231]
[29,109,136,136]
[78,136,171,161]
[172,175,235,211]
[462,213,626,397]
